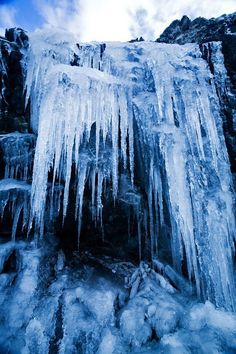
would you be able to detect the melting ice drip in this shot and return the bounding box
[25,31,235,311]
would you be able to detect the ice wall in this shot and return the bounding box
[26,30,235,310]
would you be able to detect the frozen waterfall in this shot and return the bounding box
[25,30,235,311]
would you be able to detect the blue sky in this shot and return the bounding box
[0,0,235,41]
[0,0,43,30]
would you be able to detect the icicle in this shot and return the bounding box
[96,169,104,224]
[128,101,134,184]
[137,210,142,261]
[75,161,88,248]
[28,57,132,243]
[90,167,96,221]
[11,203,24,242]
[25,33,235,311]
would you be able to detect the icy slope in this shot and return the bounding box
[0,242,236,353]
[24,30,235,310]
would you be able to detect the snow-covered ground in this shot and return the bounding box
[0,239,235,354]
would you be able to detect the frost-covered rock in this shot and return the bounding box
[120,263,184,346]
[0,242,235,353]
[97,329,123,354]
[55,249,66,272]
[23,319,49,354]
[120,306,152,347]
[150,303,181,338]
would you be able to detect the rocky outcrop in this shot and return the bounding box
[0,28,29,133]
[157,13,236,175]
[157,13,236,44]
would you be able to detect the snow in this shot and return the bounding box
[0,240,236,353]
[0,178,31,192]
[120,306,152,347]
[97,329,120,354]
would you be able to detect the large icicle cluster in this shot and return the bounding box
[25,30,235,311]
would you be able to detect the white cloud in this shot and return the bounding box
[0,5,17,36]
[35,0,82,36]
[149,0,236,37]
[129,7,155,39]
[35,0,236,42]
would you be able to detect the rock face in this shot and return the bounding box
[0,28,29,133]
[157,13,236,44]
[157,13,236,175]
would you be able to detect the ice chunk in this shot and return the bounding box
[97,329,121,354]
[120,306,152,347]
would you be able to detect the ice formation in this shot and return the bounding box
[23,30,235,311]
[0,179,31,241]
[0,133,35,181]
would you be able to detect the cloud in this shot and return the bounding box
[129,7,155,39]
[150,0,236,36]
[0,4,17,35]
[128,0,236,40]
[35,0,82,36]
[34,0,236,42]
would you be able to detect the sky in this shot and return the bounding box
[0,0,235,42]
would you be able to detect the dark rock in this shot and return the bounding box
[157,13,236,44]
[129,37,145,43]
[100,43,106,59]
[0,28,29,133]
[180,16,191,31]
[2,250,18,273]
[71,52,80,66]
[5,28,29,49]
[222,34,236,79]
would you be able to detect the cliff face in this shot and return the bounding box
[157,13,236,44]
[157,13,236,175]
[0,28,29,133]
